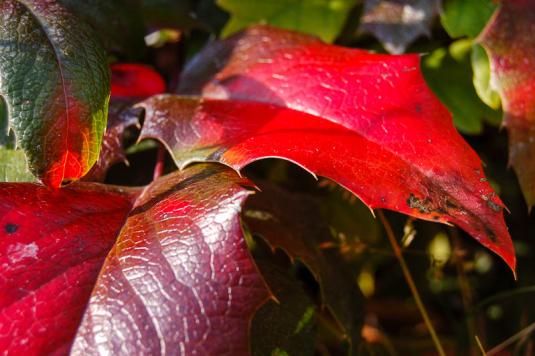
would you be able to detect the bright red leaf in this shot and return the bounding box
[478,0,535,208]
[111,63,166,99]
[141,25,515,272]
[0,183,136,354]
[71,165,269,354]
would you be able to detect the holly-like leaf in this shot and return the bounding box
[421,40,501,134]
[0,0,110,187]
[471,44,501,110]
[440,0,497,39]
[478,0,535,207]
[0,183,136,354]
[359,0,441,54]
[217,0,357,43]
[72,164,270,354]
[157,26,514,271]
[244,182,363,352]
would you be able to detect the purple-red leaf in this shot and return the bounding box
[478,0,535,208]
[149,25,515,272]
[71,165,269,354]
[0,183,136,354]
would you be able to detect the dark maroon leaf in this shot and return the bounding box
[72,164,270,354]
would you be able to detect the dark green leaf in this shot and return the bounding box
[0,0,110,187]
[243,182,363,353]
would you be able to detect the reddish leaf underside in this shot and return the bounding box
[478,0,535,208]
[71,165,270,355]
[0,183,136,354]
[164,25,515,272]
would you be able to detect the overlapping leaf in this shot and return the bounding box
[478,0,535,207]
[0,0,110,187]
[72,165,270,354]
[145,26,515,271]
[359,0,440,54]
[1,164,272,354]
[0,183,136,354]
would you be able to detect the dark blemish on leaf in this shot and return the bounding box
[415,104,422,113]
[487,199,502,212]
[407,194,432,214]
[485,226,497,242]
[445,199,459,210]
[4,223,18,234]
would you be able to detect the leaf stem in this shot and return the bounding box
[153,146,165,181]
[377,210,446,356]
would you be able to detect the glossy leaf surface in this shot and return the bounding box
[478,0,535,207]
[359,0,440,54]
[72,165,270,354]
[0,0,110,187]
[0,183,136,354]
[168,26,514,271]
[217,0,357,42]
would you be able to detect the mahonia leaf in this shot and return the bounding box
[421,40,501,134]
[359,0,441,54]
[110,63,166,99]
[478,0,535,207]
[1,164,272,354]
[150,26,514,272]
[440,0,497,38]
[72,165,270,354]
[0,183,136,354]
[0,0,110,187]
[217,0,357,42]
[244,183,363,352]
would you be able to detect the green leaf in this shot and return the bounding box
[0,92,34,182]
[217,0,357,42]
[471,44,501,110]
[0,0,110,187]
[421,40,501,134]
[440,0,497,38]
[0,148,35,182]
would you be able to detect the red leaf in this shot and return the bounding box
[478,0,535,207]
[71,165,269,354]
[143,25,514,272]
[0,183,136,354]
[111,63,166,98]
